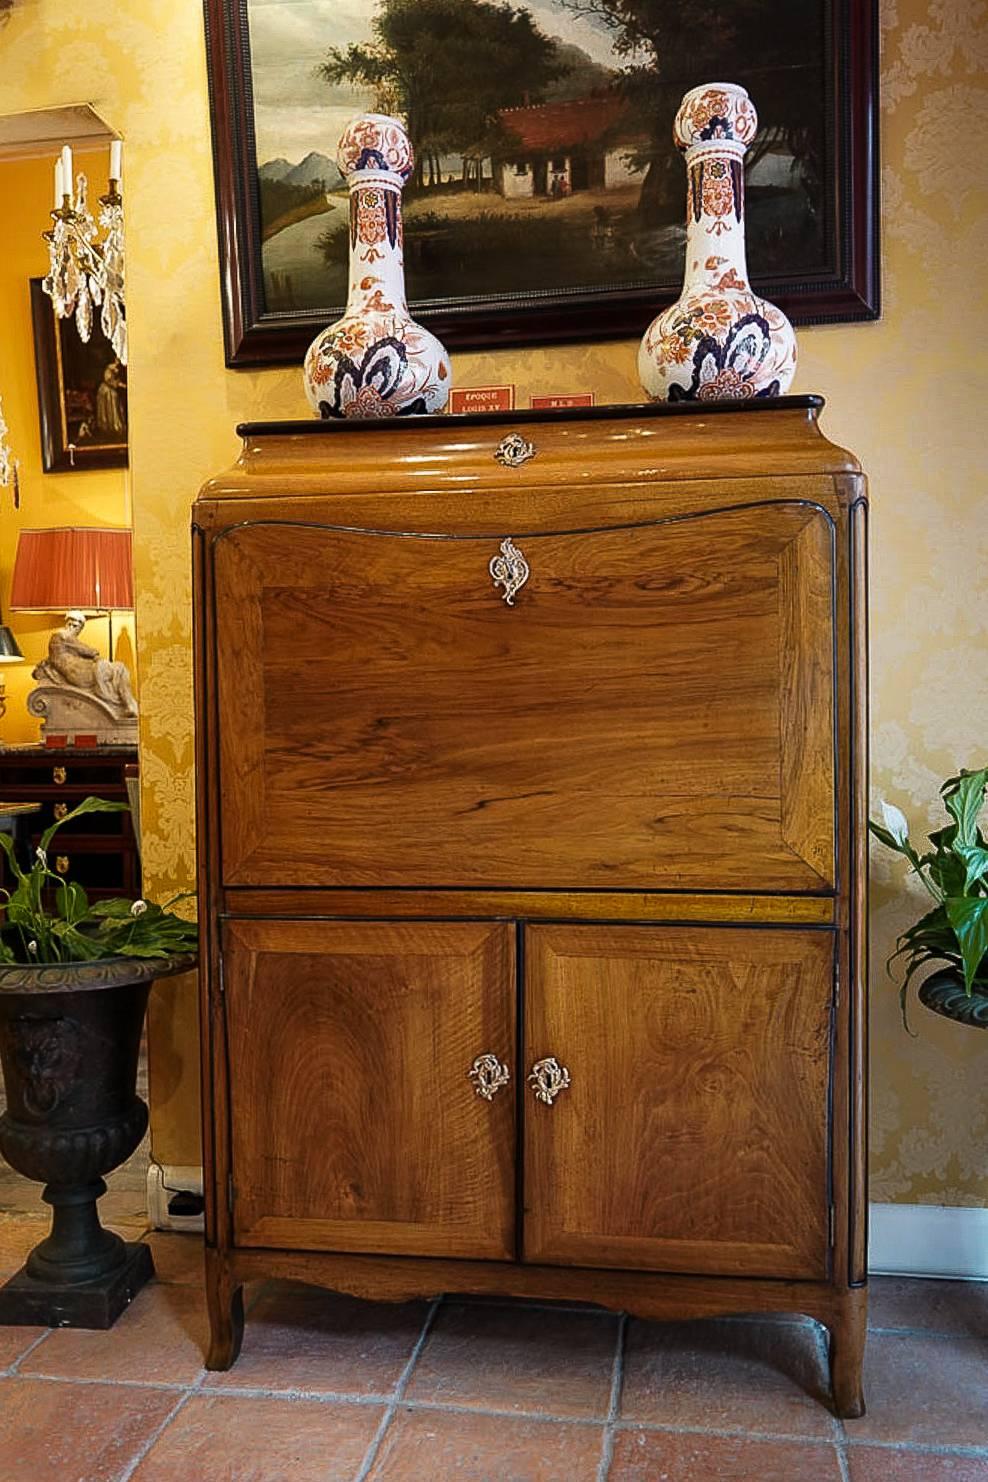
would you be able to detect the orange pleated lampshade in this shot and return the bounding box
[9,527,134,612]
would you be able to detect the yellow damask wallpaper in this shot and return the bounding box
[0,0,984,1202]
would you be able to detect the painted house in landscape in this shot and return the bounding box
[493,95,646,199]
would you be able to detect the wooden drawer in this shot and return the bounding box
[1,759,127,790]
[214,501,835,893]
[522,923,835,1280]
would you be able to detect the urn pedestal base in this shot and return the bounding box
[0,1239,154,1328]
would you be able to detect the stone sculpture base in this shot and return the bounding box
[26,683,138,746]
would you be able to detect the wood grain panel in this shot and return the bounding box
[523,924,835,1278]
[224,889,837,925]
[779,518,836,882]
[222,919,515,1259]
[215,504,835,892]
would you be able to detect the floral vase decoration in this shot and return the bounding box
[303,113,451,418]
[638,83,797,403]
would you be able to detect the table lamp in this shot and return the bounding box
[9,526,134,657]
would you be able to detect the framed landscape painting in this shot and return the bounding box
[204,0,879,367]
[29,279,128,472]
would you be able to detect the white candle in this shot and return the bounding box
[54,158,64,207]
[109,140,122,183]
[61,144,73,199]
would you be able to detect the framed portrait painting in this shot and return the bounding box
[204,0,879,367]
[29,279,128,472]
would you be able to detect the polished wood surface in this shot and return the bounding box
[225,888,837,925]
[223,918,515,1260]
[216,504,834,893]
[523,924,834,1277]
[194,402,868,1416]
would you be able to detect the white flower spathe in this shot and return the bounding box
[880,800,910,846]
[130,899,148,916]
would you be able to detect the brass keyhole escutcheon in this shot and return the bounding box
[54,803,69,820]
[52,766,67,785]
[55,855,70,875]
[468,1053,510,1102]
[528,1056,571,1106]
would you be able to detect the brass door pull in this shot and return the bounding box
[468,1053,510,1101]
[54,803,69,820]
[55,855,70,875]
[52,766,67,785]
[528,1057,571,1105]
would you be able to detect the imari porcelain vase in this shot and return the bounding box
[303,114,451,418]
[638,83,797,403]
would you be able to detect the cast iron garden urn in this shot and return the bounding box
[0,953,194,1327]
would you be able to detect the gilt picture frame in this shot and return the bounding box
[29,278,128,473]
[203,0,879,368]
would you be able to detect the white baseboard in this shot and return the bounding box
[146,1162,205,1233]
[869,1202,988,1280]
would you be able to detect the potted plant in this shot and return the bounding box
[870,767,988,1032]
[0,797,196,1327]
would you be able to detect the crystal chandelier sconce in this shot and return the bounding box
[42,141,127,365]
[0,393,19,507]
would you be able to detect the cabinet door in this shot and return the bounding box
[214,503,834,892]
[223,919,516,1260]
[523,925,834,1279]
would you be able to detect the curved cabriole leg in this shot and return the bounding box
[829,1291,867,1419]
[205,1251,244,1370]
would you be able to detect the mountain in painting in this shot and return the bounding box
[284,151,343,191]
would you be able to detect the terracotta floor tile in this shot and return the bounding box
[130,1392,383,1481]
[144,1231,205,1285]
[204,1281,428,1396]
[367,1407,603,1481]
[846,1333,988,1449]
[20,1281,207,1386]
[405,1301,618,1418]
[610,1429,845,1481]
[848,1448,988,1482]
[0,1217,47,1273]
[0,1325,47,1370]
[869,1277,988,1339]
[0,1375,177,1481]
[620,1316,836,1439]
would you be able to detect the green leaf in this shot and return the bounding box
[945,896,988,992]
[0,830,26,883]
[56,878,89,925]
[956,843,988,893]
[89,898,142,919]
[942,769,988,850]
[38,796,129,856]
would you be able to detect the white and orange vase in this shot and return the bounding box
[638,83,797,403]
[303,114,451,418]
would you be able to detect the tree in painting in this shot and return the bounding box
[560,0,823,227]
[320,0,565,189]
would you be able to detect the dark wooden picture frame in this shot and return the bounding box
[29,278,128,473]
[203,0,879,369]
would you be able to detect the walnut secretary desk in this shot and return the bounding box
[192,396,868,1416]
